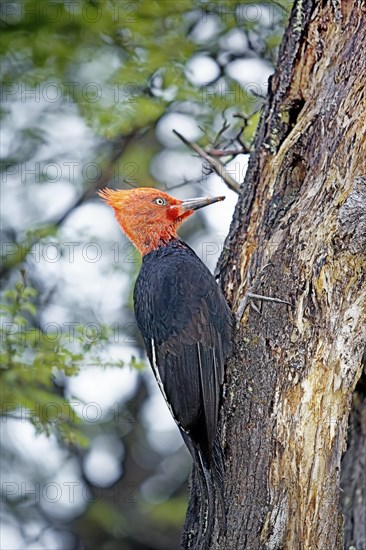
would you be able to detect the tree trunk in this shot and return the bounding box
[183,1,366,548]
[341,365,366,549]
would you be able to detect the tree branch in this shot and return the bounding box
[172,129,241,194]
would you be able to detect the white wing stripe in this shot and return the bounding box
[151,338,189,434]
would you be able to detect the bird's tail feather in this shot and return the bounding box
[196,449,215,548]
[193,441,226,549]
[211,438,227,535]
[181,433,226,549]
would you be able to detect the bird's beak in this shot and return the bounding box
[179,195,225,212]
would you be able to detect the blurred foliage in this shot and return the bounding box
[0,271,144,444]
[1,0,291,183]
[1,272,84,442]
[0,0,292,548]
[1,0,289,140]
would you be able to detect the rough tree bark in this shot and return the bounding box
[183,1,366,548]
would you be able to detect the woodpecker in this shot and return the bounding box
[99,187,233,547]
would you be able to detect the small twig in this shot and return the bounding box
[236,292,292,322]
[250,301,262,315]
[234,127,247,150]
[207,148,245,157]
[246,292,292,306]
[173,129,240,194]
[162,173,212,192]
[232,113,252,152]
[233,112,249,122]
[212,119,230,149]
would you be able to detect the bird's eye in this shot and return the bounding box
[153,197,167,206]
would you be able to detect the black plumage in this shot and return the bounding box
[134,239,233,546]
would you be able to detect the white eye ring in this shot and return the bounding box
[153,197,166,206]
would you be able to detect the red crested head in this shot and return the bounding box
[98,187,225,255]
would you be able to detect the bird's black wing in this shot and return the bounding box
[134,241,232,461]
